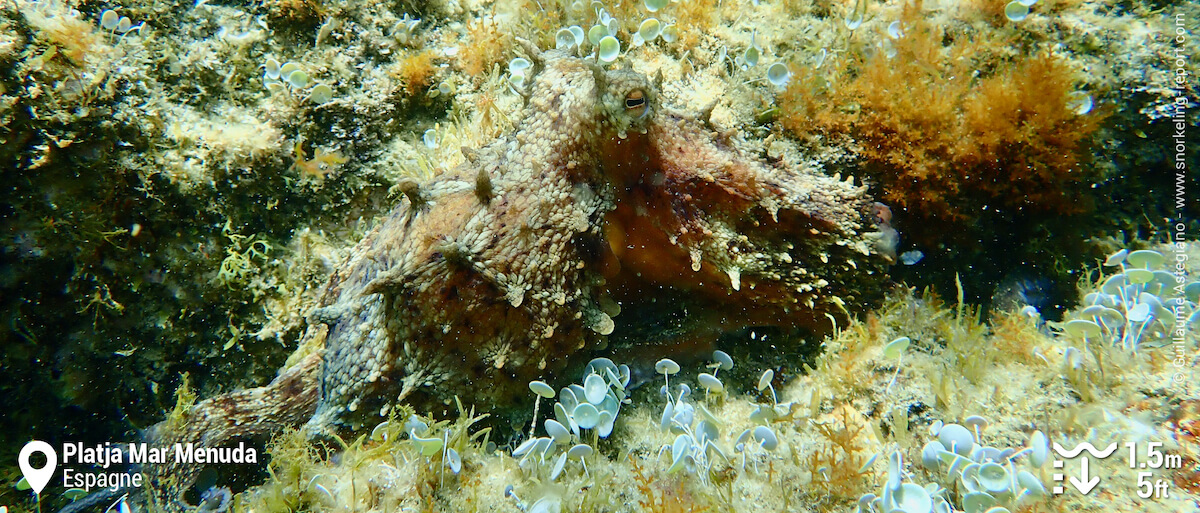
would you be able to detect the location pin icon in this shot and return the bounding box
[19,441,57,495]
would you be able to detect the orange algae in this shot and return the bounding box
[292,141,348,180]
[807,404,878,498]
[30,10,104,67]
[457,17,514,79]
[779,2,1105,248]
[391,50,437,97]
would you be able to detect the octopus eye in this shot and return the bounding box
[625,90,646,110]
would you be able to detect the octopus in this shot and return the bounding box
[64,41,886,512]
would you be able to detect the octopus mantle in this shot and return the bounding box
[73,45,886,511]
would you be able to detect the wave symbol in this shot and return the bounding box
[1052,442,1118,459]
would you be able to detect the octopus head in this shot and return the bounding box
[595,66,657,139]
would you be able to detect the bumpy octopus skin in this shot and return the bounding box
[65,45,884,511]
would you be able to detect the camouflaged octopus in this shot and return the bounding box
[68,42,886,511]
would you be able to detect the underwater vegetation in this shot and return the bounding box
[780,1,1106,247]
[0,0,1195,509]
[107,243,1191,513]
[774,0,1197,307]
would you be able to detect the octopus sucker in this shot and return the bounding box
[64,47,887,513]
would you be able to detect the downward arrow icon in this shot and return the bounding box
[1069,457,1100,494]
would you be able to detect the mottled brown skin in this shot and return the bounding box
[64,45,885,512]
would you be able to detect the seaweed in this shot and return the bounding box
[779,1,1106,251]
[391,50,438,98]
[806,404,877,499]
[629,453,711,513]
